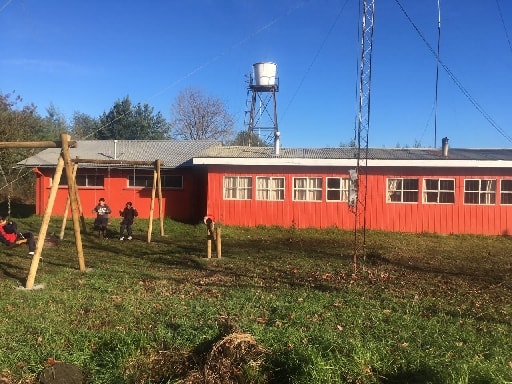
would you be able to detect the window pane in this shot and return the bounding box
[387,178,418,203]
[465,180,479,192]
[439,192,455,204]
[501,180,512,205]
[162,175,183,189]
[440,179,454,190]
[464,179,496,205]
[224,176,252,200]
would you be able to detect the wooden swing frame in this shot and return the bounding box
[0,134,164,289]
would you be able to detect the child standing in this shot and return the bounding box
[92,197,112,239]
[119,202,138,240]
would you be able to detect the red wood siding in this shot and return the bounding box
[205,165,512,236]
[34,167,207,224]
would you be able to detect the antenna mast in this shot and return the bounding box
[353,0,375,271]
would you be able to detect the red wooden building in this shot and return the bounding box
[193,145,512,236]
[19,140,219,223]
[19,140,512,236]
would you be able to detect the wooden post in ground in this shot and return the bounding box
[60,163,87,239]
[60,133,86,271]
[215,227,222,258]
[26,156,65,289]
[25,156,64,289]
[156,159,165,236]
[205,218,219,258]
[147,161,158,243]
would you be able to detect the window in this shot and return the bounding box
[224,176,252,200]
[464,179,496,205]
[387,178,418,203]
[56,173,104,187]
[293,177,322,201]
[129,174,183,189]
[423,178,455,204]
[326,177,349,201]
[501,180,512,205]
[256,177,285,201]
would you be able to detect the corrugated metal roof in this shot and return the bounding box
[194,146,512,161]
[17,140,221,169]
[17,141,512,169]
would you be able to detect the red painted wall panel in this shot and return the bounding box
[33,164,512,236]
[205,165,512,236]
[35,167,207,224]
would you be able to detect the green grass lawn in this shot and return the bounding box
[0,216,511,383]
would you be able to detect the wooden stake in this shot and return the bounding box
[215,227,222,258]
[156,159,165,236]
[26,156,65,289]
[60,133,86,271]
[147,162,157,243]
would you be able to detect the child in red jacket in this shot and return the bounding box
[0,216,36,255]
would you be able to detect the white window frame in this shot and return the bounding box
[386,178,419,203]
[223,176,252,200]
[501,179,512,205]
[464,179,496,205]
[326,177,350,202]
[422,178,455,204]
[293,177,322,201]
[256,176,285,201]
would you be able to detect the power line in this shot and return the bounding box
[83,2,306,141]
[280,0,351,125]
[394,0,512,145]
[495,0,512,56]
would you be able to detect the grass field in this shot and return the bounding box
[0,216,511,383]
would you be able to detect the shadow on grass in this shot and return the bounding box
[380,365,443,384]
[0,259,27,285]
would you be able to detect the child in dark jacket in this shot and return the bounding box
[119,202,138,240]
[0,216,36,255]
[92,197,112,239]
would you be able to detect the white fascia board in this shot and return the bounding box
[193,158,512,168]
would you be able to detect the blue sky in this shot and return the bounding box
[1,0,511,149]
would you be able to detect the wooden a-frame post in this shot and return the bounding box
[60,133,86,271]
[26,156,65,288]
[59,163,88,239]
[147,159,164,243]
[157,160,164,236]
[0,138,83,289]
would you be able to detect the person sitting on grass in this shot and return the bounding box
[0,216,37,256]
[119,201,138,240]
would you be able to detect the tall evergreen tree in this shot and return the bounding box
[97,96,171,140]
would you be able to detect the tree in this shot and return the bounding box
[37,103,68,140]
[0,91,44,203]
[229,131,269,146]
[97,96,171,140]
[70,111,101,139]
[170,87,234,142]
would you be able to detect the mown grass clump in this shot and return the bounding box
[0,216,510,383]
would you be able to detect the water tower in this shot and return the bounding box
[245,62,279,146]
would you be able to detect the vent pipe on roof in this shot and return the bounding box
[274,131,280,156]
[442,137,449,157]
[114,140,118,160]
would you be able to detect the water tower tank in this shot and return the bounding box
[253,62,277,86]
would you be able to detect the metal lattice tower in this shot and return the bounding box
[353,0,375,270]
[245,62,279,145]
